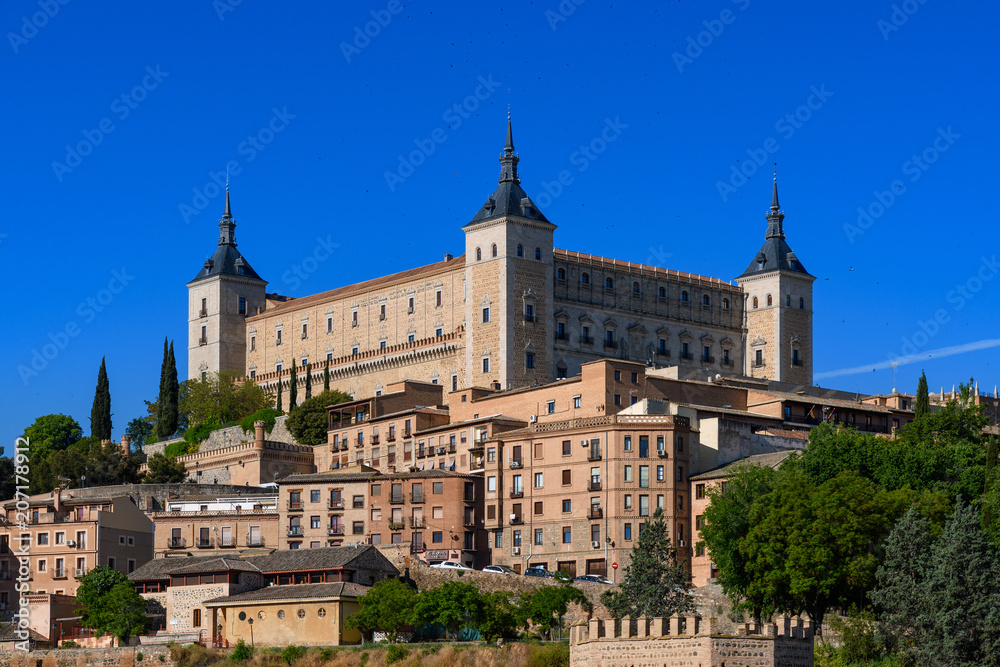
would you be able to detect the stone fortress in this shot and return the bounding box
[187,116,815,407]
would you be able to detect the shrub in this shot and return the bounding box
[231,638,254,662]
[183,418,222,445]
[60,640,79,648]
[281,645,306,665]
[359,652,369,667]
[136,652,144,662]
[317,647,334,661]
[241,408,282,435]
[526,642,570,667]
[385,644,410,664]
[163,441,189,458]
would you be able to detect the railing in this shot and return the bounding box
[388,522,405,531]
[702,355,714,363]
[246,536,265,547]
[411,518,426,528]
[74,568,88,578]
[371,435,380,445]
[199,337,207,346]
[287,501,303,511]
[510,516,524,525]
[410,493,425,504]
[680,352,693,361]
[588,480,602,492]
[463,517,477,527]
[580,336,594,345]
[219,538,236,548]
[328,499,344,510]
[555,332,570,341]
[588,507,603,520]
[389,496,405,505]
[387,434,396,442]
[588,451,602,462]
[416,449,426,459]
[447,444,457,453]
[286,527,303,537]
[199,308,207,318]
[604,340,618,349]
[327,527,345,536]
[196,538,213,548]
[168,538,185,548]
[510,491,524,499]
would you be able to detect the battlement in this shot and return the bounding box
[570,615,814,667]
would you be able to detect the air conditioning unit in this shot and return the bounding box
[529,415,538,424]
[512,547,520,555]
[436,447,445,455]
[678,540,686,548]
[75,568,86,577]
[510,461,522,469]
[591,541,601,549]
[66,540,76,548]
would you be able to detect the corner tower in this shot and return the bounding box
[735,177,815,385]
[463,116,556,390]
[187,186,267,381]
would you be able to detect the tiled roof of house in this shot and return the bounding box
[689,450,795,481]
[167,557,262,575]
[279,468,478,485]
[249,545,391,574]
[203,582,370,605]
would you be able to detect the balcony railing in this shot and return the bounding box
[286,527,303,537]
[447,444,457,454]
[287,501,303,511]
[74,568,88,578]
[702,355,715,363]
[554,332,570,341]
[246,536,265,547]
[196,538,213,548]
[410,493,425,504]
[328,499,344,510]
[416,448,426,459]
[199,308,208,318]
[510,490,524,499]
[168,537,185,548]
[588,480,603,492]
[463,517,477,527]
[389,495,405,505]
[588,507,603,520]
[587,451,602,462]
[219,538,236,548]
[579,336,594,345]
[411,518,426,528]
[327,527,345,536]
[388,522,405,531]
[510,516,524,525]
[680,353,694,361]
[510,459,523,469]
[387,433,396,442]
[371,435,380,445]
[353,500,365,509]
[604,340,618,349]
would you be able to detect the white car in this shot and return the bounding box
[482,564,518,575]
[430,560,473,571]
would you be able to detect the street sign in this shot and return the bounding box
[612,562,618,570]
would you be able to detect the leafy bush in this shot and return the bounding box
[231,638,253,662]
[281,645,305,665]
[385,644,410,664]
[183,418,222,445]
[163,441,189,458]
[241,408,282,435]
[527,642,570,667]
[60,640,79,648]
[317,647,335,661]
[359,653,369,667]
[135,652,144,662]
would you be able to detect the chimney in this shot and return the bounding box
[53,489,61,513]
[444,253,453,261]
[254,420,266,449]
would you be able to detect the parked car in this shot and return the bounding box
[573,574,614,585]
[482,564,519,575]
[430,560,473,571]
[523,566,553,578]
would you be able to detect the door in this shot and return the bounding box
[249,525,261,547]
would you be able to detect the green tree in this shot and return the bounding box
[81,439,141,486]
[698,462,779,622]
[916,371,930,419]
[323,359,330,392]
[518,585,590,640]
[181,372,274,428]
[155,339,179,439]
[478,591,519,642]
[143,453,188,483]
[240,408,283,435]
[289,360,298,409]
[286,390,352,446]
[0,447,15,501]
[276,377,283,411]
[984,437,1000,545]
[413,581,484,639]
[90,357,112,441]
[21,414,83,460]
[601,507,693,620]
[344,578,417,642]
[304,362,312,401]
[76,566,149,644]
[124,417,153,448]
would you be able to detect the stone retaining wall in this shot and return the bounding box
[0,645,174,667]
[144,416,298,458]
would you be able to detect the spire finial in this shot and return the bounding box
[218,171,237,246]
[770,163,780,212]
[504,103,514,155]
[764,164,785,240]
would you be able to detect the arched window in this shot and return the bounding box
[723,298,730,310]
[535,247,541,260]
[766,294,773,307]
[605,277,614,290]
[517,244,523,257]
[476,247,481,261]
[658,286,666,299]
[556,268,566,280]
[681,291,689,303]
[752,297,758,309]
[632,282,640,295]
[799,297,805,310]
[702,294,711,306]
[491,244,497,258]
[786,294,791,307]
[582,272,590,285]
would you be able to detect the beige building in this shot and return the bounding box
[188,120,812,405]
[150,494,279,559]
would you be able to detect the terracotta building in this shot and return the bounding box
[150,493,279,559]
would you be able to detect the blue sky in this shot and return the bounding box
[3,0,998,448]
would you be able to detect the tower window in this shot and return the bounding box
[800,297,805,310]
[753,297,758,309]
[436,290,442,308]
[407,296,414,314]
[482,307,490,323]
[526,353,535,369]
[632,282,640,295]
[535,247,541,260]
[250,334,256,352]
[238,297,246,315]
[276,329,282,345]
[492,244,497,258]
[524,304,534,322]
[379,304,386,321]
[605,277,614,291]
[681,291,689,303]
[792,349,802,366]
[476,247,482,261]
[658,286,666,300]
[786,294,791,307]
[767,294,773,307]
[581,272,590,286]
[327,316,333,333]
[482,358,490,373]
[702,294,711,307]
[200,326,207,346]
[200,298,207,317]
[302,323,308,339]
[755,349,764,367]
[723,298,730,310]
[557,268,566,281]
[517,244,523,257]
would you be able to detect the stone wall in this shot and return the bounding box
[45,484,273,512]
[0,645,174,667]
[144,416,299,459]
[569,615,814,667]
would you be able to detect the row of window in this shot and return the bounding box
[496,463,684,492]
[475,244,543,261]
[503,435,683,461]
[752,294,806,309]
[557,273,732,306]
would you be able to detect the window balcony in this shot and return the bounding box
[74,568,88,578]
[410,493,425,504]
[509,516,524,525]
[168,537,186,549]
[679,352,693,361]
[328,499,344,510]
[196,538,213,548]
[388,521,406,531]
[588,480,603,492]
[751,361,766,369]
[52,568,68,579]
[509,490,524,499]
[656,349,671,358]
[387,434,396,442]
[702,355,714,363]
[327,527,345,536]
[603,340,618,350]
[554,332,570,341]
[463,517,478,528]
[371,435,380,445]
[416,448,426,459]
[579,336,594,345]
[587,451,602,462]
[447,443,457,454]
[411,518,426,528]
[588,507,603,520]
[389,496,405,505]
[246,536,265,548]
[286,526,303,537]
[198,337,207,346]
[219,538,236,548]
[287,501,303,511]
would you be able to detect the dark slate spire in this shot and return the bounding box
[737,176,811,279]
[218,181,237,247]
[499,108,519,184]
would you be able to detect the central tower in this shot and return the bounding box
[463,116,556,390]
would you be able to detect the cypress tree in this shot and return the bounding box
[323,358,330,392]
[155,337,170,439]
[289,360,298,409]
[276,378,283,412]
[305,362,312,401]
[915,371,930,419]
[160,341,179,438]
[90,357,112,441]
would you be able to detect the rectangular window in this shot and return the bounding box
[482,358,490,373]
[624,435,632,451]
[433,482,443,494]
[562,526,572,543]
[55,532,64,545]
[526,353,535,369]
[276,329,282,345]
[562,440,571,455]
[562,469,571,485]
[614,370,621,382]
[534,528,543,545]
[678,495,684,510]
[238,297,246,315]
[310,490,320,503]
[38,533,49,545]
[639,465,649,488]
[677,436,684,453]
[408,296,415,313]
[525,304,534,322]
[631,372,638,383]
[624,523,632,540]
[436,290,442,307]
[614,394,621,405]
[327,316,333,333]
[432,532,443,543]
[657,465,664,482]
[494,531,503,548]
[639,436,649,457]
[534,472,543,488]
[513,530,522,546]
[534,501,543,515]
[639,495,650,517]
[380,304,386,320]
[482,307,490,323]
[562,499,571,512]
[695,484,705,499]
[310,516,320,529]
[487,476,496,492]
[302,323,308,339]
[573,396,581,409]
[546,400,554,413]
[624,465,632,483]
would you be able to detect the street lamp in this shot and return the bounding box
[247,618,254,648]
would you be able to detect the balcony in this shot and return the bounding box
[416,449,426,459]
[588,507,603,520]
[510,490,524,499]
[199,308,208,318]
[447,444,457,454]
[287,501,303,512]
[355,440,364,449]
[463,493,476,503]
[286,527,303,537]
[554,332,569,341]
[387,434,396,442]
[510,516,524,525]
[579,335,594,345]
[792,358,804,367]
[328,499,344,510]
[411,518,426,528]
[410,493,425,504]
[168,537,186,549]
[524,313,535,323]
[371,435,380,445]
[510,459,523,470]
[219,538,236,548]
[196,538,213,549]
[353,500,365,509]
[463,517,478,528]
[389,495,406,505]
[702,355,715,364]
[604,340,618,350]
[327,527,345,536]
[388,522,406,531]
[680,353,694,361]
[246,536,265,548]
[198,337,207,346]
[74,568,88,578]
[587,451,602,462]
[588,480,603,492]
[656,349,671,358]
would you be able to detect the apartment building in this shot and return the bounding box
[150,494,279,558]
[0,492,153,610]
[277,469,485,568]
